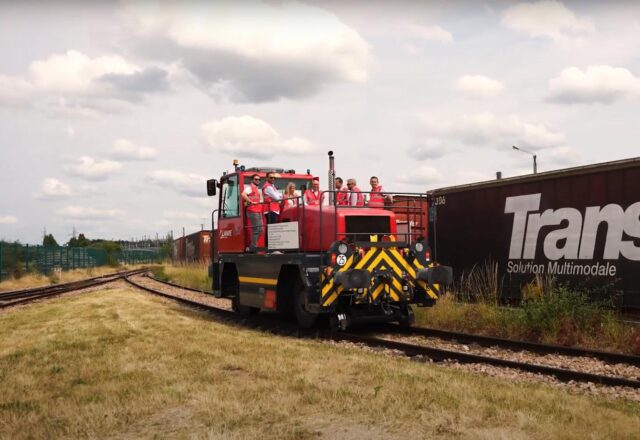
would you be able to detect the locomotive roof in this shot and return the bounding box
[429,156,640,195]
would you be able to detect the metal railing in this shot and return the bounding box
[213,190,429,257]
[318,190,430,253]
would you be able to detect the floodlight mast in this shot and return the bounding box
[512,145,537,174]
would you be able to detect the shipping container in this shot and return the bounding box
[428,157,640,308]
[172,237,184,262]
[174,231,212,263]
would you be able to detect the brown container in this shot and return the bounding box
[172,237,184,262]
[428,157,640,308]
[184,231,212,263]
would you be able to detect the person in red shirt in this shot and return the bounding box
[304,178,321,205]
[368,175,391,207]
[346,178,364,206]
[241,174,263,250]
[335,177,349,206]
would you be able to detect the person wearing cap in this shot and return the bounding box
[346,178,364,206]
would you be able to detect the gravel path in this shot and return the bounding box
[326,338,640,402]
[374,333,640,381]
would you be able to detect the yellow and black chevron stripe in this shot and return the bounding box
[320,248,440,307]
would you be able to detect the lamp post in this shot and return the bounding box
[512,145,537,174]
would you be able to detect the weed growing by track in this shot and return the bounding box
[0,286,639,438]
[417,268,639,354]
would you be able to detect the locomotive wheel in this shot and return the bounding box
[232,294,259,317]
[293,279,317,328]
[398,304,415,327]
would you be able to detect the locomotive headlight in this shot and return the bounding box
[337,243,348,254]
[415,242,424,253]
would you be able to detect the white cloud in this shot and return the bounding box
[548,65,640,104]
[419,112,565,151]
[35,178,101,200]
[146,170,207,197]
[456,75,505,99]
[56,206,124,220]
[396,166,443,185]
[502,1,594,42]
[110,138,158,161]
[0,50,169,114]
[201,115,314,159]
[125,1,370,102]
[37,178,73,199]
[405,23,453,43]
[0,216,18,224]
[64,156,123,181]
[64,126,76,138]
[409,140,455,160]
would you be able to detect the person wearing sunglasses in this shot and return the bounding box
[346,178,364,206]
[262,172,283,226]
[241,174,263,250]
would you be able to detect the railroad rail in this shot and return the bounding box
[0,268,148,309]
[128,274,640,390]
[381,325,640,367]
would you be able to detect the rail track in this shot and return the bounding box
[0,268,148,309]
[129,274,640,390]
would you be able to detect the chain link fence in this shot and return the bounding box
[0,243,160,282]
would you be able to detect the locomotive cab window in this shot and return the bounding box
[220,175,239,218]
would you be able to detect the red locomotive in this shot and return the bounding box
[206,152,452,329]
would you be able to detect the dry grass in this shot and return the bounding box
[0,285,639,439]
[161,263,211,292]
[0,264,148,292]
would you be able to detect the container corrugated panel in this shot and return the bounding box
[172,237,184,262]
[428,157,640,308]
[184,231,212,263]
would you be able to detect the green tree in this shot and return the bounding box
[68,233,90,247]
[43,234,58,247]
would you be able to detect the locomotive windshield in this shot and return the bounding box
[220,175,239,217]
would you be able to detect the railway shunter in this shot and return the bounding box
[206,154,452,330]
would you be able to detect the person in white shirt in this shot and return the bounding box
[262,172,283,225]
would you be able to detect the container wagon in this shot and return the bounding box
[427,157,640,308]
[172,231,212,263]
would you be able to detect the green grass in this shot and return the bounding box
[0,286,639,439]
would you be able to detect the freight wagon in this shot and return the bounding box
[428,157,640,308]
[172,231,212,263]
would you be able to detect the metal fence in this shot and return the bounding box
[0,243,160,282]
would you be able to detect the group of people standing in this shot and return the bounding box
[241,172,391,250]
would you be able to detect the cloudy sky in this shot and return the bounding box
[1,1,639,244]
